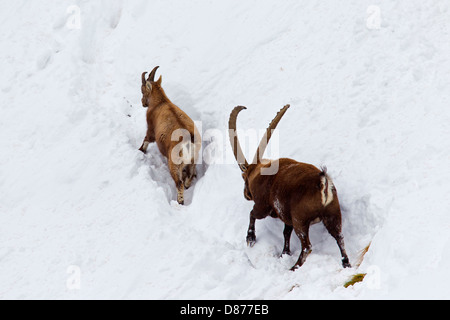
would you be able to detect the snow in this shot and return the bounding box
[0,0,449,299]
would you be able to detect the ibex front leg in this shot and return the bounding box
[139,130,155,153]
[247,204,271,247]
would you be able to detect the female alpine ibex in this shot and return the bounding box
[228,105,351,270]
[140,66,201,205]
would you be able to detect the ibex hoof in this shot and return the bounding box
[290,265,300,272]
[281,250,292,257]
[246,236,256,247]
[342,258,351,268]
[139,141,149,153]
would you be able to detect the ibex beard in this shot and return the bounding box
[229,105,351,271]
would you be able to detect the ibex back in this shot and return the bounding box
[140,66,201,205]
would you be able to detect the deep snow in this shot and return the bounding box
[0,0,449,299]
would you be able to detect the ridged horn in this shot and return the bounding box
[148,66,160,83]
[141,72,148,85]
[252,104,290,164]
[228,106,249,172]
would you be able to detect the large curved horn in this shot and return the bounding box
[252,104,290,164]
[148,66,160,82]
[228,106,249,172]
[141,72,148,86]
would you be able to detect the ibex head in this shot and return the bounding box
[141,66,162,108]
[228,104,290,199]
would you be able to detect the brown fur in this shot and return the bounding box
[140,67,201,205]
[229,106,351,270]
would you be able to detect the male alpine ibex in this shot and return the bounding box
[228,105,351,270]
[140,66,201,205]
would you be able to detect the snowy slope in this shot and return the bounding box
[0,0,449,299]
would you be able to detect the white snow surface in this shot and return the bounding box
[1,0,449,299]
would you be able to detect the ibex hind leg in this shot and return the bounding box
[177,185,185,205]
[169,164,186,205]
[291,223,312,271]
[246,214,256,247]
[323,215,351,268]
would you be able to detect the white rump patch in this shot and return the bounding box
[320,175,334,207]
[179,141,195,164]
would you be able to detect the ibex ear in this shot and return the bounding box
[146,81,152,90]
[156,75,162,85]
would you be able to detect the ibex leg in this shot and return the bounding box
[291,223,312,271]
[246,204,271,247]
[282,224,293,256]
